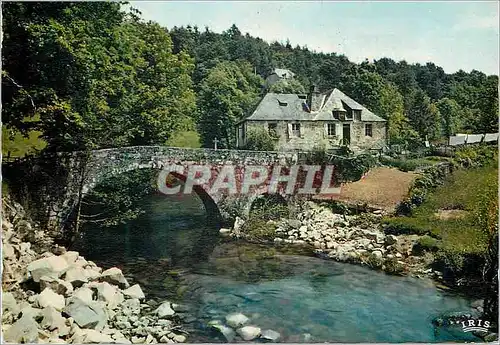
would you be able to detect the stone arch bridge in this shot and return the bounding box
[5,146,321,238]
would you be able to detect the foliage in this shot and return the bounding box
[197,61,263,148]
[242,197,289,241]
[81,169,158,227]
[413,235,441,254]
[269,79,306,94]
[2,125,47,158]
[243,127,276,151]
[379,156,436,172]
[384,160,497,276]
[165,130,201,148]
[2,2,197,151]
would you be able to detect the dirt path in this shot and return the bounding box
[314,167,419,212]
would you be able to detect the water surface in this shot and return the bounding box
[73,193,480,343]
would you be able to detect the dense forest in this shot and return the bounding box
[2,2,499,155]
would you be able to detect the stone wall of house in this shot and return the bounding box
[351,121,387,150]
[245,120,386,152]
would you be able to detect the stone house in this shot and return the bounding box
[265,68,296,88]
[236,86,388,152]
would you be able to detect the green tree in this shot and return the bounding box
[269,79,306,94]
[243,127,276,151]
[375,83,420,145]
[436,98,463,137]
[2,2,197,151]
[197,61,263,148]
[407,89,442,140]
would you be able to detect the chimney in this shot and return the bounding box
[307,84,322,112]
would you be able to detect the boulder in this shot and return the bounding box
[100,267,130,289]
[219,228,231,236]
[3,242,16,260]
[237,326,261,341]
[260,329,281,342]
[40,306,70,336]
[40,276,74,297]
[2,291,19,315]
[3,315,39,343]
[71,329,114,343]
[61,251,79,265]
[156,301,175,318]
[64,267,89,287]
[38,288,65,311]
[96,282,124,309]
[211,323,236,342]
[123,284,145,300]
[173,334,186,343]
[84,268,101,281]
[63,297,107,330]
[372,250,383,259]
[225,313,249,328]
[27,255,70,282]
[73,287,94,305]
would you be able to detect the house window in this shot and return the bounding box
[327,123,336,136]
[268,123,278,137]
[292,123,301,137]
[354,110,362,120]
[345,110,353,120]
[365,124,373,137]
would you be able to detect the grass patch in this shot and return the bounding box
[384,162,498,257]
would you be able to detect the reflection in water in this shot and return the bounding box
[72,193,480,343]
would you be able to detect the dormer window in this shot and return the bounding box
[345,111,353,120]
[278,100,288,106]
[298,95,307,99]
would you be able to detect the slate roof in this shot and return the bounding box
[240,88,386,123]
[271,68,295,79]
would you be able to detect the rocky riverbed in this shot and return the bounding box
[1,199,189,344]
[223,201,449,284]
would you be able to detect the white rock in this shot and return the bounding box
[237,326,261,341]
[211,324,235,342]
[156,301,175,318]
[40,306,70,336]
[38,288,65,311]
[64,267,89,287]
[40,276,74,297]
[173,334,186,343]
[61,251,79,264]
[96,282,124,309]
[3,315,39,343]
[261,329,281,341]
[219,228,232,235]
[83,268,101,281]
[73,287,94,305]
[123,284,145,299]
[225,313,249,328]
[372,250,383,259]
[28,255,70,282]
[71,329,114,343]
[100,267,129,289]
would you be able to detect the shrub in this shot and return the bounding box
[243,128,276,151]
[413,235,441,255]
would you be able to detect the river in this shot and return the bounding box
[72,193,481,343]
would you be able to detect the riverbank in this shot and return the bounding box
[1,197,189,344]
